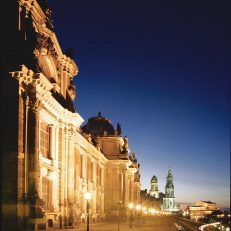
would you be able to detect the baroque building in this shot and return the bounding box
[161,169,178,212]
[1,1,140,230]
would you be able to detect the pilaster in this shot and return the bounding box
[25,97,46,230]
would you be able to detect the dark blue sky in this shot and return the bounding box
[49,0,230,208]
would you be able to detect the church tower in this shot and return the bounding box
[149,175,159,198]
[165,168,174,198]
[162,168,178,212]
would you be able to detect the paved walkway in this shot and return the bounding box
[48,216,179,231]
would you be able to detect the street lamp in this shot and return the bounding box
[118,200,122,231]
[136,204,141,226]
[149,208,154,216]
[84,191,92,231]
[128,203,134,228]
[142,207,146,224]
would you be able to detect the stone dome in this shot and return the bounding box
[151,175,158,182]
[81,112,115,136]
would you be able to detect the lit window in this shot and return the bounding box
[42,177,52,210]
[80,156,83,178]
[91,162,94,182]
[40,122,50,159]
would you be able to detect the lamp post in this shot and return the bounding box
[128,203,134,228]
[84,191,91,231]
[136,204,141,226]
[142,207,146,224]
[118,200,122,231]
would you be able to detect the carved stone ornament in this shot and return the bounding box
[134,171,140,182]
[34,33,59,79]
[130,151,137,162]
[34,33,57,58]
[65,127,76,140]
[122,136,129,154]
[29,98,43,112]
[96,142,100,150]
[67,83,76,101]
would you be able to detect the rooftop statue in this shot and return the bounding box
[123,136,128,152]
[117,123,121,135]
[129,151,137,163]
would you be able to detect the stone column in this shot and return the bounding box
[92,161,96,185]
[22,94,29,198]
[58,124,65,229]
[53,124,59,211]
[128,175,133,203]
[67,130,75,227]
[101,192,104,215]
[54,124,59,166]
[28,100,41,198]
[63,129,69,227]
[124,171,129,206]
[17,92,27,230]
[27,98,45,223]
[82,154,87,180]
[120,169,124,203]
[101,167,104,188]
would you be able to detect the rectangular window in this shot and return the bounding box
[100,168,103,186]
[40,122,50,158]
[87,158,91,181]
[91,162,94,182]
[42,177,52,210]
[80,156,82,178]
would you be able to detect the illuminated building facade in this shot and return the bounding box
[140,189,161,211]
[1,1,140,230]
[188,201,218,220]
[149,175,159,198]
[161,169,179,212]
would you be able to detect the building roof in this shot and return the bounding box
[151,175,158,181]
[167,168,173,178]
[201,200,215,204]
[81,112,116,136]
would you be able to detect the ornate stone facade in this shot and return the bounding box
[187,201,218,220]
[81,115,141,220]
[149,175,159,199]
[161,169,178,213]
[1,1,141,230]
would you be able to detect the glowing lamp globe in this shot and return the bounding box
[128,203,134,209]
[136,204,141,211]
[84,191,91,200]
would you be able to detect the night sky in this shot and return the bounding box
[48,0,230,208]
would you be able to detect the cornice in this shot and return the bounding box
[20,0,78,76]
[127,167,138,175]
[10,65,83,128]
[76,132,108,164]
[107,159,131,169]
